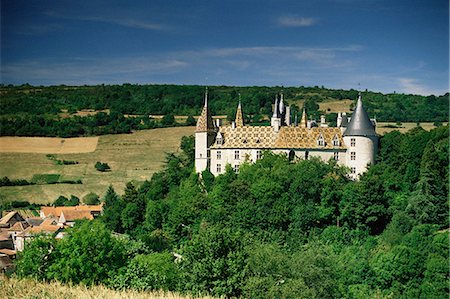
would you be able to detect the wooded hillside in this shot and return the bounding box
[1,84,448,137]
[15,125,449,298]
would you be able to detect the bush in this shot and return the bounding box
[53,195,80,206]
[83,192,100,205]
[31,174,60,184]
[95,162,111,172]
[112,252,179,291]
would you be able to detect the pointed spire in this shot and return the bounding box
[343,93,377,136]
[272,94,279,118]
[300,108,308,128]
[279,92,285,115]
[196,87,215,132]
[235,93,244,127]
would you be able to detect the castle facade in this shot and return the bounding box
[195,90,378,179]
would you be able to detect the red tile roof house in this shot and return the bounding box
[58,210,94,227]
[15,219,62,252]
[0,211,26,229]
[39,205,103,220]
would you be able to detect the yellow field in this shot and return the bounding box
[0,123,444,204]
[376,122,447,135]
[0,137,99,154]
[318,99,354,113]
[0,127,195,204]
[0,276,215,299]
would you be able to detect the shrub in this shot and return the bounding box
[31,174,60,184]
[83,192,100,205]
[112,252,179,291]
[95,161,111,172]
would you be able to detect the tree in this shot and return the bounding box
[53,195,69,206]
[180,225,249,297]
[46,220,127,285]
[16,235,56,280]
[101,185,125,233]
[111,252,179,291]
[161,114,175,126]
[82,192,100,205]
[185,115,196,126]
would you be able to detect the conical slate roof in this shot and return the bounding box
[343,94,377,137]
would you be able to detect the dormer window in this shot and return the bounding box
[332,135,340,146]
[243,139,248,144]
[216,133,223,145]
[317,134,325,146]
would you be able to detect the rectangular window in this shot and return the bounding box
[350,152,356,160]
[234,150,240,160]
[216,164,222,173]
[233,164,239,173]
[333,139,339,146]
[351,167,356,174]
[334,152,339,161]
[318,139,324,146]
[350,138,355,147]
[256,150,262,160]
[217,150,221,160]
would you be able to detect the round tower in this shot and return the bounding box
[343,93,378,179]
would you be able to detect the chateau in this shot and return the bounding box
[195,90,378,179]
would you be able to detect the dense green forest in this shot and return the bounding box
[1,84,448,137]
[16,125,449,298]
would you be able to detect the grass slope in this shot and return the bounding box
[0,276,214,299]
[0,127,195,204]
[0,121,445,204]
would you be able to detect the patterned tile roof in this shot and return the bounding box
[196,105,215,132]
[235,102,244,127]
[211,125,346,149]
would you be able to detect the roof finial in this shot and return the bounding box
[204,86,208,107]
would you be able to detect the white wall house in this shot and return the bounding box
[195,91,378,179]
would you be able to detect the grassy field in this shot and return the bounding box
[0,122,445,205]
[0,127,195,204]
[0,276,215,299]
[0,136,99,154]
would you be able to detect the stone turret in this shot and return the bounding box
[343,93,378,178]
[195,88,217,173]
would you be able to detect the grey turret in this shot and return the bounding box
[343,93,376,137]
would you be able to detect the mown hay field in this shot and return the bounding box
[0,127,195,204]
[0,276,215,299]
[0,136,99,154]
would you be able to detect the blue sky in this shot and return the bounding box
[1,0,448,95]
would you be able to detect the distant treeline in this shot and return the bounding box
[0,84,448,137]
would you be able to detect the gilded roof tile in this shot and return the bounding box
[196,106,215,132]
[211,125,346,149]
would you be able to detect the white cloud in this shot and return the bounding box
[44,11,167,31]
[398,78,435,96]
[278,16,316,27]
